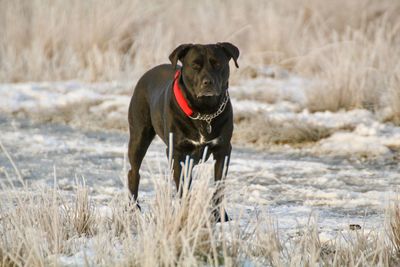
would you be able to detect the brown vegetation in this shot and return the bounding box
[1,168,400,266]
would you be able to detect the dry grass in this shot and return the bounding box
[233,112,333,147]
[385,71,400,125]
[2,0,399,81]
[0,180,97,266]
[302,22,400,114]
[1,164,400,266]
[388,201,400,257]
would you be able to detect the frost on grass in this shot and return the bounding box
[1,168,400,266]
[233,111,333,146]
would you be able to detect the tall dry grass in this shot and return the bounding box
[1,0,398,80]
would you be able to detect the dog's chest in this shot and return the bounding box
[177,132,221,153]
[185,134,220,147]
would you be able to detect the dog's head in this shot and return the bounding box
[169,43,239,102]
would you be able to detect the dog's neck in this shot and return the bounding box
[173,70,224,115]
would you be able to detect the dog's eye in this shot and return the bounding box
[191,63,201,71]
[210,59,221,69]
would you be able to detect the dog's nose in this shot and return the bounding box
[202,78,213,87]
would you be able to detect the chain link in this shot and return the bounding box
[189,91,230,123]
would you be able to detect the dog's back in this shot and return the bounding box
[129,64,174,113]
[128,64,175,136]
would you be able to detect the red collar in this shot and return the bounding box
[173,70,194,117]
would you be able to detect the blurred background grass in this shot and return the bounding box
[1,0,399,119]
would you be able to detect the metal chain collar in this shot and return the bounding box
[189,90,230,124]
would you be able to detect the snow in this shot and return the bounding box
[314,121,400,157]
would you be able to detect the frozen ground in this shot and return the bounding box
[1,114,399,238]
[1,69,400,263]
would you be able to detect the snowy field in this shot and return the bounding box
[1,68,400,265]
[1,113,398,231]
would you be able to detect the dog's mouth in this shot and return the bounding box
[196,89,221,98]
[197,92,218,98]
[195,91,224,109]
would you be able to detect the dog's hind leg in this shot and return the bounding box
[128,128,155,199]
[127,124,155,202]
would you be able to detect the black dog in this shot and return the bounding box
[127,43,239,222]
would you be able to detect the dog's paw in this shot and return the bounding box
[135,202,142,212]
[212,209,231,223]
[126,200,142,213]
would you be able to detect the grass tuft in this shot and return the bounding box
[233,112,333,147]
[388,202,400,256]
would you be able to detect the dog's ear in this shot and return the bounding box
[217,42,240,68]
[169,44,193,69]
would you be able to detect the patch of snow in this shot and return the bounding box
[316,132,390,157]
[232,66,309,105]
[314,121,400,157]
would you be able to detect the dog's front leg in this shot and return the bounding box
[212,144,232,222]
[171,152,189,197]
